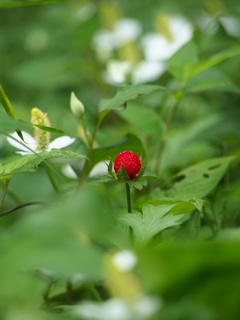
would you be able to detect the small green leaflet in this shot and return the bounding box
[142,199,204,214]
[0,85,17,120]
[120,204,184,246]
[20,120,65,134]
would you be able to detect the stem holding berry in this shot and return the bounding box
[113,151,142,240]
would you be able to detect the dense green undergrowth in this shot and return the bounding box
[1,1,240,319]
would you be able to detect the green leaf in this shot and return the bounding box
[143,199,204,214]
[0,0,65,8]
[168,41,199,81]
[116,166,130,182]
[90,174,115,183]
[139,241,240,319]
[165,156,234,199]
[184,68,240,94]
[117,101,163,136]
[0,163,4,175]
[90,133,144,172]
[1,149,86,177]
[98,85,170,126]
[120,204,184,246]
[185,45,240,80]
[20,120,65,134]
[0,84,17,119]
[128,178,148,190]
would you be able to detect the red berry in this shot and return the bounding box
[114,151,141,180]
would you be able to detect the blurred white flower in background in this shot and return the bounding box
[62,161,109,179]
[103,60,132,84]
[112,250,138,272]
[74,296,161,320]
[219,16,240,37]
[141,16,193,61]
[92,18,142,52]
[76,2,96,22]
[92,18,142,63]
[132,61,166,84]
[92,15,193,85]
[113,19,142,46]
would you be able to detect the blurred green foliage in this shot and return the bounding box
[1,0,240,319]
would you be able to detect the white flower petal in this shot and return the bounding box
[89,161,109,177]
[113,18,142,45]
[16,151,33,156]
[7,131,37,153]
[92,29,117,51]
[132,61,165,84]
[141,16,193,61]
[61,164,78,179]
[112,250,138,272]
[48,136,75,150]
[104,60,132,85]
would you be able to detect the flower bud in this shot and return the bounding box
[70,91,85,117]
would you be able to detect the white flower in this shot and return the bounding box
[132,60,165,84]
[7,131,75,156]
[62,161,109,179]
[220,16,240,37]
[103,60,132,85]
[91,18,142,63]
[92,18,142,51]
[113,19,142,46]
[141,16,193,61]
[74,296,161,320]
[76,3,96,22]
[112,250,138,272]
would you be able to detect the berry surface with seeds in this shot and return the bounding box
[114,151,141,180]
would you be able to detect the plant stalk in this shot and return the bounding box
[44,161,60,194]
[154,98,179,175]
[126,182,134,240]
[126,182,132,213]
[0,178,10,208]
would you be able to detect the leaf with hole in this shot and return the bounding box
[165,156,234,199]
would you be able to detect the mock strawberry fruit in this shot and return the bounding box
[114,151,141,180]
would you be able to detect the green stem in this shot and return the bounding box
[126,182,132,213]
[79,116,90,146]
[66,280,73,305]
[154,98,180,175]
[0,201,48,217]
[77,117,100,188]
[0,178,10,208]
[44,162,60,194]
[89,284,103,302]
[126,182,134,240]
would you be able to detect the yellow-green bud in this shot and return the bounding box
[31,108,51,151]
[70,92,85,117]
